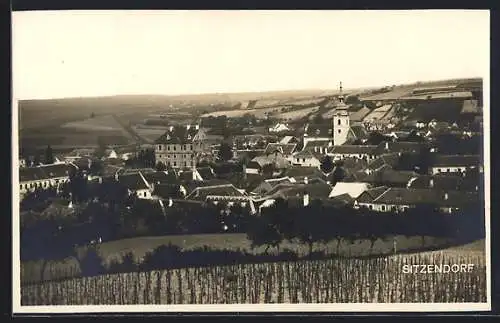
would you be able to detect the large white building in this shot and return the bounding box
[332,82,351,146]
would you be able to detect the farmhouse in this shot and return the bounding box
[359,169,418,188]
[303,140,332,155]
[430,155,481,175]
[19,163,76,197]
[355,187,479,213]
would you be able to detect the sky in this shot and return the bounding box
[12,10,490,100]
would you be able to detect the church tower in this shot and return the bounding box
[333,81,350,146]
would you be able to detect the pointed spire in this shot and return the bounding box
[338,81,344,104]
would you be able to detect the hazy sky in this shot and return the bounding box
[12,10,489,100]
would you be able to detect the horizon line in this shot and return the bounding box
[15,75,483,102]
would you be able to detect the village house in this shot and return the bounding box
[279,135,299,145]
[264,143,297,159]
[268,122,291,133]
[355,187,479,213]
[291,149,322,168]
[303,140,332,155]
[19,163,77,197]
[429,155,482,175]
[357,168,419,188]
[116,172,153,199]
[250,176,296,197]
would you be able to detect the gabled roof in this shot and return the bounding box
[143,171,178,185]
[19,164,75,182]
[292,149,322,160]
[329,182,371,199]
[196,167,216,181]
[304,140,332,150]
[251,154,291,169]
[183,179,233,195]
[186,183,246,201]
[118,172,150,191]
[408,174,480,191]
[365,153,401,171]
[372,188,479,207]
[279,136,298,144]
[361,169,418,186]
[152,183,184,199]
[274,182,333,200]
[284,166,324,178]
[372,141,427,156]
[264,143,297,156]
[432,155,481,167]
[350,106,372,122]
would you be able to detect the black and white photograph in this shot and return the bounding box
[12,10,490,312]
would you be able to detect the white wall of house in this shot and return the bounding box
[431,166,471,175]
[292,157,321,167]
[245,168,260,174]
[357,202,410,213]
[330,153,375,161]
[134,188,152,199]
[19,177,69,195]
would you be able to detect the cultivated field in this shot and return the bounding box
[132,126,168,142]
[201,105,318,120]
[61,115,127,132]
[20,233,480,284]
[21,250,486,305]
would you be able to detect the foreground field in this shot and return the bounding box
[21,233,480,284]
[21,252,486,305]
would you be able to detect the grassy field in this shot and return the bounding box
[21,250,486,305]
[61,115,126,132]
[20,233,484,284]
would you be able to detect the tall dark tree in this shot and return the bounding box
[218,142,233,162]
[320,155,335,174]
[155,161,167,172]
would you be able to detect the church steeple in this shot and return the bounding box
[338,81,344,104]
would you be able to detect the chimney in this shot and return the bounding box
[444,192,449,201]
[195,124,200,130]
[303,191,310,207]
[186,124,191,130]
[304,176,309,185]
[429,178,434,188]
[385,142,389,150]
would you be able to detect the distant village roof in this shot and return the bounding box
[252,154,291,169]
[284,166,325,179]
[361,169,418,186]
[143,171,178,185]
[293,149,322,160]
[264,143,297,156]
[279,136,298,144]
[117,172,150,191]
[329,145,377,155]
[370,188,479,207]
[19,163,75,182]
[152,183,184,199]
[196,167,216,181]
[186,183,246,201]
[329,182,371,199]
[408,174,480,191]
[432,155,481,167]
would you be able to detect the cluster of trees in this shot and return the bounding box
[124,148,156,169]
[246,198,484,256]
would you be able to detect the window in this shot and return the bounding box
[369,205,373,210]
[173,162,177,167]
[20,184,22,190]
[381,205,386,211]
[144,191,147,197]
[190,144,193,150]
[296,158,299,162]
[338,129,341,134]
[184,162,187,167]
[158,145,163,151]
[173,154,176,158]
[167,146,171,151]
[302,158,306,162]
[447,168,450,173]
[173,146,177,151]
[338,119,341,125]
